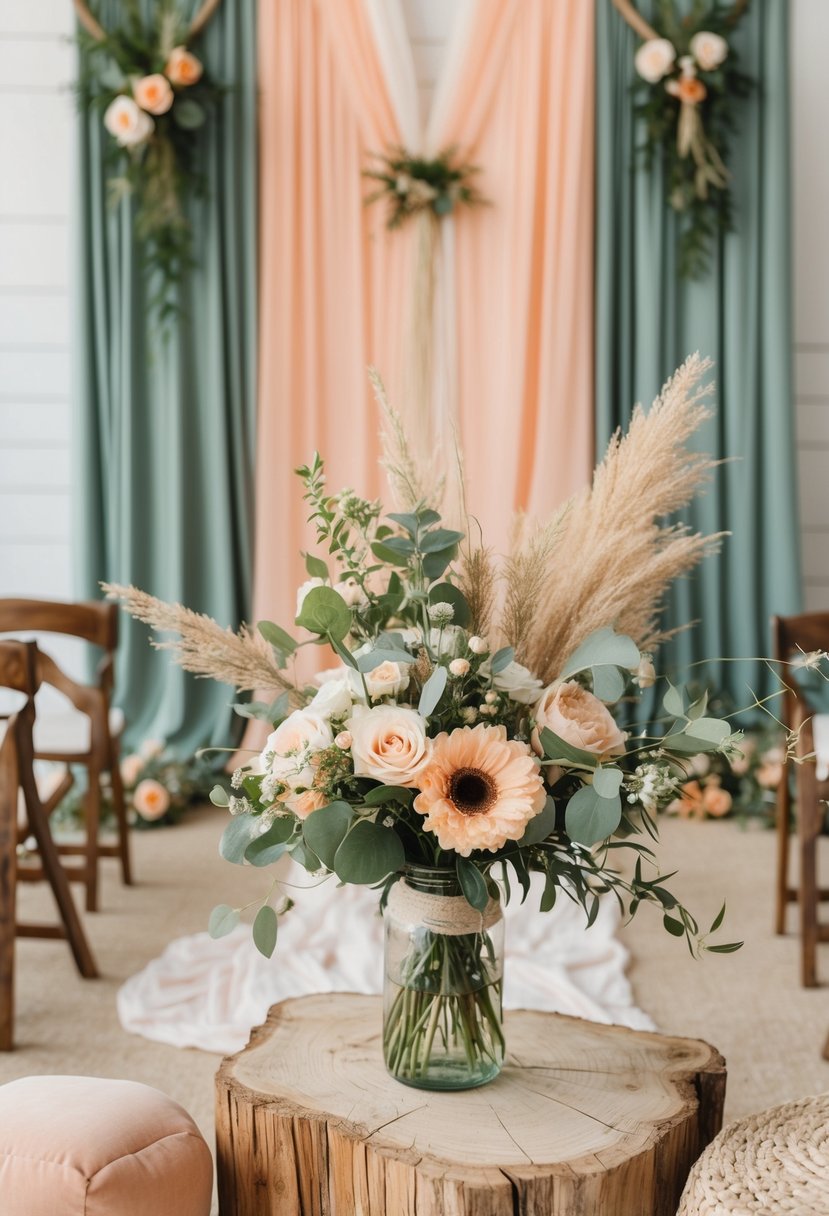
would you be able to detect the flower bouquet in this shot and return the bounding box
[107,355,745,1090]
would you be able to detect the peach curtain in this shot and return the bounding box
[253,0,594,628]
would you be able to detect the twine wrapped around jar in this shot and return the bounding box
[387,878,501,937]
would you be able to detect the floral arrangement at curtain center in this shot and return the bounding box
[101,354,784,1092]
[74,0,223,319]
[612,0,753,276]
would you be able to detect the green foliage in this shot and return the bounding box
[252,905,278,958]
[333,820,406,885]
[364,146,488,229]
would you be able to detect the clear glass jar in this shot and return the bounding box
[382,864,505,1090]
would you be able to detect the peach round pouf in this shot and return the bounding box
[0,1076,213,1215]
[677,1093,829,1215]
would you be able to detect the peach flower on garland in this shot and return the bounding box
[165,46,203,87]
[133,74,174,116]
[532,681,627,759]
[667,77,708,106]
[669,778,732,819]
[133,778,170,821]
[413,724,546,857]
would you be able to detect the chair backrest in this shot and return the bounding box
[0,640,38,701]
[0,599,117,652]
[773,613,829,728]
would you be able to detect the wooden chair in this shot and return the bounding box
[773,613,829,986]
[0,598,132,913]
[0,640,97,1050]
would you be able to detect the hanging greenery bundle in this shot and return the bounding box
[613,0,753,277]
[364,147,487,230]
[74,0,223,320]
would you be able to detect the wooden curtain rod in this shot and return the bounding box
[72,0,223,44]
[610,0,751,41]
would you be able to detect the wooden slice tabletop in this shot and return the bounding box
[216,993,725,1216]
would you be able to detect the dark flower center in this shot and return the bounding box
[449,767,497,816]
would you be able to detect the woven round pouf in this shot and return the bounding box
[678,1093,829,1215]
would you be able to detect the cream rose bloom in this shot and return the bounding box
[334,577,366,607]
[690,30,728,71]
[133,778,170,820]
[104,96,154,147]
[133,73,174,115]
[533,680,627,758]
[347,705,430,787]
[165,46,203,87]
[262,710,333,793]
[309,678,353,720]
[634,38,677,83]
[364,660,410,701]
[488,659,543,705]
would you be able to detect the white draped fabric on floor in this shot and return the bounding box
[118,868,653,1055]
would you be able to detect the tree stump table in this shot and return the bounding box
[215,993,725,1216]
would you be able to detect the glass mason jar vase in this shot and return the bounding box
[382,864,505,1090]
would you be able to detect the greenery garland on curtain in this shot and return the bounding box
[74,0,257,755]
[595,0,801,707]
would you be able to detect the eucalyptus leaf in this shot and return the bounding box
[232,692,290,723]
[662,682,686,718]
[295,586,352,640]
[591,665,626,703]
[686,691,709,721]
[362,785,414,807]
[371,540,411,567]
[684,717,731,744]
[356,648,415,672]
[258,621,298,656]
[208,904,239,939]
[422,548,457,581]
[386,512,419,537]
[210,785,230,807]
[490,646,515,675]
[304,553,329,580]
[245,816,296,867]
[564,785,622,846]
[419,665,448,717]
[663,914,685,937]
[592,767,624,799]
[539,726,598,769]
[220,813,263,865]
[420,528,465,554]
[518,795,557,847]
[333,820,405,885]
[172,98,206,129]
[561,627,640,679]
[456,857,489,911]
[252,905,278,958]
[302,801,353,870]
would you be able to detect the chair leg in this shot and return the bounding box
[0,734,18,1050]
[84,768,101,914]
[800,789,820,989]
[109,736,133,887]
[775,768,792,935]
[18,755,97,980]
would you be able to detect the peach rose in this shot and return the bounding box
[103,95,154,147]
[674,77,707,105]
[533,681,627,759]
[133,74,174,115]
[347,705,430,788]
[702,782,732,818]
[690,31,728,72]
[635,37,676,84]
[165,46,203,87]
[133,779,170,821]
[287,789,327,819]
[668,780,705,819]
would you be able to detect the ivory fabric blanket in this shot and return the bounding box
[118,868,653,1055]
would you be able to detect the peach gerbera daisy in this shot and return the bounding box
[413,724,546,857]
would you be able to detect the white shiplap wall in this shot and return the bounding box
[793,0,829,611]
[0,1,825,616]
[0,0,74,602]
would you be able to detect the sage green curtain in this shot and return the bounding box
[74,0,257,755]
[595,0,801,707]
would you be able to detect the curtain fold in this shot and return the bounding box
[595,0,801,700]
[74,0,257,754]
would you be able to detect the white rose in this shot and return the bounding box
[309,678,354,720]
[315,663,366,702]
[347,705,431,787]
[364,659,410,701]
[104,96,154,147]
[449,658,470,677]
[468,636,489,655]
[334,578,366,607]
[481,659,543,705]
[296,577,326,616]
[262,710,333,792]
[690,31,728,71]
[634,38,676,83]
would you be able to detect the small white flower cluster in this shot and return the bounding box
[627,763,681,814]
